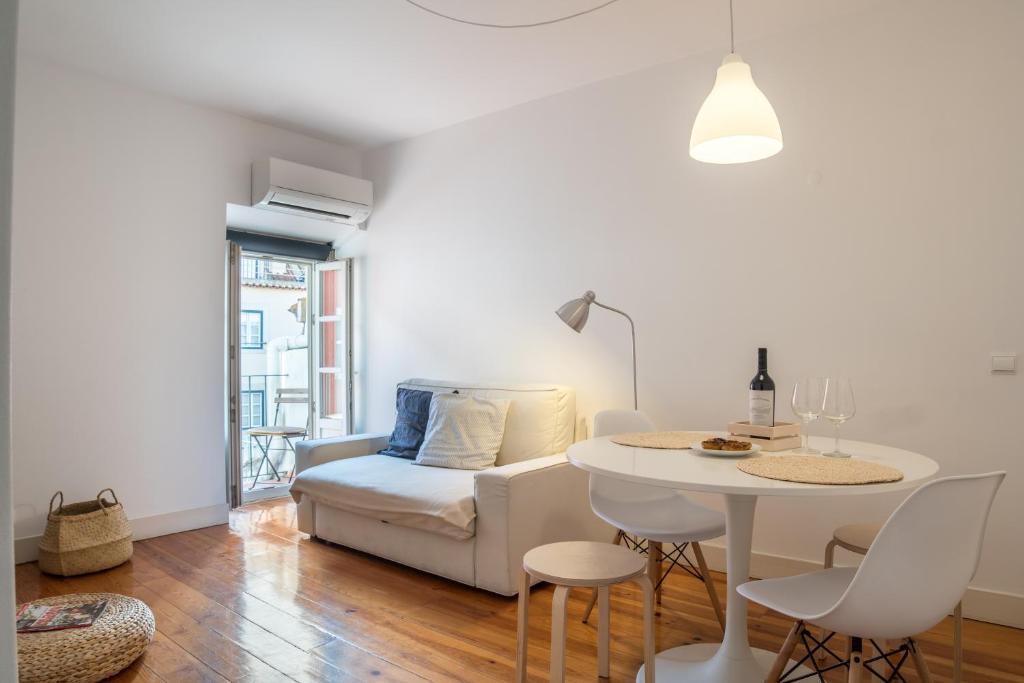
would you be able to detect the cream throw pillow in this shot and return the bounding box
[415,393,512,470]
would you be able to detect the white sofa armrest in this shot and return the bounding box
[473,454,615,595]
[292,432,390,535]
[294,433,390,475]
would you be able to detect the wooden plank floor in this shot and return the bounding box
[15,498,1024,682]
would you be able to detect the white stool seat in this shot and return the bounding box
[738,567,857,621]
[590,489,726,543]
[517,541,655,683]
[523,541,646,587]
[833,522,881,552]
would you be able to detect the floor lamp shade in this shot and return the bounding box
[690,53,783,164]
[555,290,638,410]
[556,291,596,332]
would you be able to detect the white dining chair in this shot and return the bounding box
[739,471,1005,683]
[824,521,964,682]
[581,409,726,631]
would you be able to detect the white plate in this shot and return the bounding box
[691,443,761,458]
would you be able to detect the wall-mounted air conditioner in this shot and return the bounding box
[251,157,373,227]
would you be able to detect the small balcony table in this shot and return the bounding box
[567,434,939,683]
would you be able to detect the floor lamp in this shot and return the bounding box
[556,290,638,410]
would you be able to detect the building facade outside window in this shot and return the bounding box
[240,390,265,429]
[240,310,263,349]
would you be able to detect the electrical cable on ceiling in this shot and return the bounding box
[401,0,625,29]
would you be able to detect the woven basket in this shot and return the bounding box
[18,592,155,683]
[38,489,133,576]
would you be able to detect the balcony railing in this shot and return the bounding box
[241,258,306,286]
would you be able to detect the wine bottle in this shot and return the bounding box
[749,347,775,427]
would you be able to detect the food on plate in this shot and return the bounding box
[701,437,751,451]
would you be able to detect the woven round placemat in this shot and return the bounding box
[610,431,711,449]
[737,455,903,485]
[18,592,155,683]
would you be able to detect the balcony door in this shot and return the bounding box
[226,239,352,507]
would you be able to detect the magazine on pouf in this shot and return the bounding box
[16,600,108,633]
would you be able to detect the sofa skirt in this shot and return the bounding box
[308,501,477,587]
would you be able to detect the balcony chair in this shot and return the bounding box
[246,387,310,489]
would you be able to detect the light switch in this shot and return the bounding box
[991,353,1016,373]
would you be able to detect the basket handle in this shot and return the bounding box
[96,488,119,511]
[48,491,64,514]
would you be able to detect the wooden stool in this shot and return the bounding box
[826,522,964,683]
[516,541,655,683]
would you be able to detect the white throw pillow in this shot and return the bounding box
[415,393,512,470]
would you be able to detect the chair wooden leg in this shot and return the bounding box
[847,637,864,683]
[597,585,610,678]
[550,585,571,683]
[909,638,934,683]
[824,539,837,569]
[647,541,663,608]
[691,542,725,632]
[953,601,963,683]
[818,540,838,667]
[636,573,655,683]
[582,587,599,624]
[583,530,625,624]
[515,571,530,683]
[765,620,803,682]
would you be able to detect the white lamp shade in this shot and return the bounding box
[690,53,783,164]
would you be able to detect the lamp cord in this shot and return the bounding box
[729,0,735,53]
[401,0,625,29]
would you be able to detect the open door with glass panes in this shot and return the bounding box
[233,252,315,503]
[313,259,352,439]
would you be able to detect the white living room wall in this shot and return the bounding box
[1,0,20,675]
[10,59,362,554]
[361,0,1023,623]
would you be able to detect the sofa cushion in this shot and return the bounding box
[416,394,511,470]
[399,379,575,466]
[290,454,477,540]
[378,387,435,459]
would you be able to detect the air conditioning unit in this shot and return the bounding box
[251,157,373,227]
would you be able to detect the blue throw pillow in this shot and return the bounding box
[378,388,434,459]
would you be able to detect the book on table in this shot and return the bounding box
[16,600,108,633]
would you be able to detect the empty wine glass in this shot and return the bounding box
[822,377,856,458]
[791,378,826,454]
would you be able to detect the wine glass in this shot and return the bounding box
[822,377,856,458]
[791,378,826,454]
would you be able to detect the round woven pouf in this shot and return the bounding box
[17,593,155,683]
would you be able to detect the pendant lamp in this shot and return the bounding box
[690,1,783,164]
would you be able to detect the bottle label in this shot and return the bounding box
[749,390,775,426]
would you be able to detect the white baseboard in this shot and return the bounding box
[14,502,229,565]
[697,542,1024,629]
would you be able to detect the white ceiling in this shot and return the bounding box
[18,0,881,149]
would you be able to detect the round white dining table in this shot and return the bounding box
[567,434,939,683]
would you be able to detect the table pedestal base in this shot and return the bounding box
[636,643,812,682]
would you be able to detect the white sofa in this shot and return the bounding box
[290,379,614,595]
